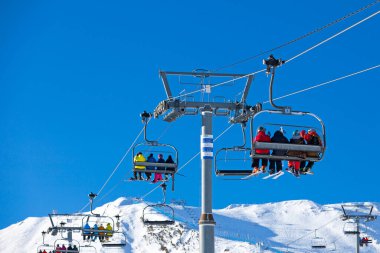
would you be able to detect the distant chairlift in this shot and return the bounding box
[132,111,179,191]
[343,221,361,235]
[53,238,80,253]
[141,183,175,226]
[311,229,327,249]
[37,244,55,253]
[251,55,326,163]
[214,123,253,176]
[81,193,126,248]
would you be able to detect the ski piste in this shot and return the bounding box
[263,171,283,179]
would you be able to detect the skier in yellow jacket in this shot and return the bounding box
[105,223,113,241]
[132,152,146,180]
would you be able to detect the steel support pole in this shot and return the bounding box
[199,108,215,253]
[356,219,360,253]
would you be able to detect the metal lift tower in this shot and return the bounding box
[154,70,259,253]
[341,204,377,253]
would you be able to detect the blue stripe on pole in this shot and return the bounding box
[202,147,213,152]
[202,138,213,143]
[202,156,213,160]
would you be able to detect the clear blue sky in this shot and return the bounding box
[1,0,379,229]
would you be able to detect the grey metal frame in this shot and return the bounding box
[48,214,88,234]
[154,70,256,253]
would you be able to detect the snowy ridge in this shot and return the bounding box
[0,198,379,253]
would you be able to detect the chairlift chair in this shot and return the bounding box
[311,237,327,249]
[343,221,360,235]
[251,55,326,163]
[141,203,175,226]
[101,231,127,247]
[215,123,253,176]
[37,244,54,253]
[250,111,326,162]
[311,230,327,249]
[81,215,117,240]
[141,183,175,226]
[132,111,179,191]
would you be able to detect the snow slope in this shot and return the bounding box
[1,198,379,253]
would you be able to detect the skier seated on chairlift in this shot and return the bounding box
[98,223,106,242]
[269,127,289,175]
[72,245,79,252]
[131,152,146,180]
[83,221,91,240]
[164,155,175,180]
[300,128,322,174]
[91,223,99,241]
[152,154,164,183]
[252,126,271,174]
[287,130,306,177]
[67,245,73,252]
[105,222,113,241]
[360,237,370,246]
[55,244,62,253]
[60,244,66,252]
[145,153,157,180]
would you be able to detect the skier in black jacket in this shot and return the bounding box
[269,129,289,174]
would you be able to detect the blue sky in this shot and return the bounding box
[1,0,379,229]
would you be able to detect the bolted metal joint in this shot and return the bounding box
[199,213,216,225]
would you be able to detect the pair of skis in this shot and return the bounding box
[240,170,285,180]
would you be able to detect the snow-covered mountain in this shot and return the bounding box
[1,198,379,253]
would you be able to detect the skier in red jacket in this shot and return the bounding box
[252,126,271,174]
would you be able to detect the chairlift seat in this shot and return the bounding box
[253,142,323,153]
[133,162,177,174]
[82,228,115,234]
[251,154,321,162]
[142,220,175,226]
[101,242,127,247]
[311,245,327,249]
[216,169,252,176]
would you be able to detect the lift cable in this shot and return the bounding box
[214,0,380,72]
[263,64,380,104]
[168,10,380,102]
[285,215,341,250]
[286,10,380,63]
[77,119,148,213]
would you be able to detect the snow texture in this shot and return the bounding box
[1,197,379,253]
